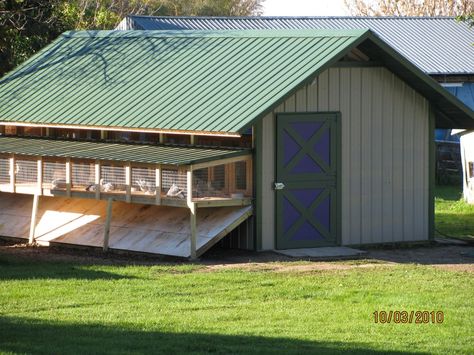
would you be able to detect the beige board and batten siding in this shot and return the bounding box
[260,66,429,249]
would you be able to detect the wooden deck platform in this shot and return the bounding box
[0,192,252,258]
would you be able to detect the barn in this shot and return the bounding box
[0,28,473,258]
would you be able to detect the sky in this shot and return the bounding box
[263,0,349,16]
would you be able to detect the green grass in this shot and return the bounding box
[435,185,474,241]
[0,255,472,354]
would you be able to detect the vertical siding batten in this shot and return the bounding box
[360,68,372,244]
[371,67,384,243]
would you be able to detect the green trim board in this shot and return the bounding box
[0,136,249,166]
[253,120,263,251]
[0,29,471,135]
[429,106,436,240]
[275,113,340,249]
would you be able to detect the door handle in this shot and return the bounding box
[274,182,285,190]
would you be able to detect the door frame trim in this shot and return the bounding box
[274,112,342,249]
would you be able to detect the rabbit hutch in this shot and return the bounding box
[0,29,473,258]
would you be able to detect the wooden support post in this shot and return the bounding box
[45,127,50,137]
[125,163,131,203]
[103,198,113,252]
[189,203,197,260]
[159,133,164,144]
[37,158,43,195]
[29,194,39,244]
[0,125,5,135]
[95,161,100,200]
[66,158,71,197]
[155,165,161,205]
[190,135,195,145]
[187,169,197,260]
[100,130,107,140]
[9,155,15,193]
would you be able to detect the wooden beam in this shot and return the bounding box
[37,158,43,195]
[155,165,161,205]
[65,158,71,197]
[190,154,252,171]
[189,203,197,260]
[125,163,131,203]
[187,169,197,260]
[9,155,15,193]
[0,122,242,138]
[29,194,39,244]
[95,161,100,200]
[103,198,113,252]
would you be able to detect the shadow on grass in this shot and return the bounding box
[0,255,133,281]
[0,316,424,355]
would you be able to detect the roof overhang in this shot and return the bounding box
[0,136,250,167]
[356,33,474,129]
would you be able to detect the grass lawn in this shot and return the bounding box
[0,252,472,354]
[435,185,474,241]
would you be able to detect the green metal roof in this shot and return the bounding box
[0,136,249,166]
[0,29,366,134]
[0,29,472,132]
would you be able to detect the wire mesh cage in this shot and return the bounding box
[15,159,37,186]
[131,166,156,195]
[0,157,9,186]
[162,168,187,199]
[43,160,66,190]
[234,161,248,191]
[192,164,227,198]
[100,164,127,193]
[192,160,251,199]
[71,161,95,191]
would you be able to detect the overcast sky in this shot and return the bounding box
[263,0,349,16]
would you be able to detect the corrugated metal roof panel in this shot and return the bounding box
[0,136,249,165]
[120,16,474,75]
[0,29,365,134]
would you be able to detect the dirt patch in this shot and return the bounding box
[1,237,473,273]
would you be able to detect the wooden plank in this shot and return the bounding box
[190,154,252,171]
[403,86,415,241]
[190,204,197,260]
[103,198,113,252]
[349,67,362,244]
[66,158,71,197]
[95,161,100,200]
[360,68,372,244]
[370,68,384,244]
[338,68,351,245]
[28,194,39,244]
[0,193,253,258]
[381,69,394,243]
[155,165,161,205]
[196,207,253,257]
[37,158,43,195]
[125,163,131,203]
[195,198,252,208]
[9,155,15,193]
[187,169,197,259]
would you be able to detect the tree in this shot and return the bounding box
[0,0,263,77]
[344,0,474,17]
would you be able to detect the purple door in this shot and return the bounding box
[276,113,339,249]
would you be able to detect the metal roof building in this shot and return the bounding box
[0,28,473,256]
[117,16,474,75]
